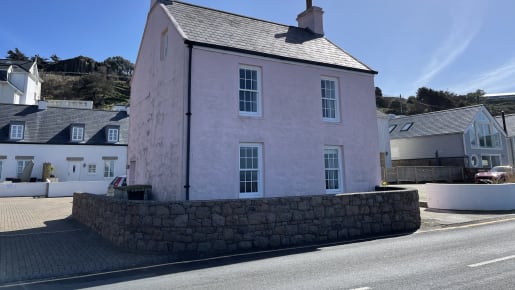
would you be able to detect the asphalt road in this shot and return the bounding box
[12,218,515,290]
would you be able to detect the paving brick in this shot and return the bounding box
[0,197,176,286]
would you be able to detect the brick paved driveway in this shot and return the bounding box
[0,197,174,286]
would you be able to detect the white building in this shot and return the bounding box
[0,59,42,105]
[0,102,128,182]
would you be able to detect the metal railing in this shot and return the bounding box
[382,166,464,184]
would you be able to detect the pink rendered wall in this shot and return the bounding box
[129,5,187,200]
[188,48,380,200]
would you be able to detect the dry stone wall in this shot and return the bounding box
[73,188,420,257]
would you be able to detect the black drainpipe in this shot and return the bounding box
[184,44,193,200]
[501,111,508,134]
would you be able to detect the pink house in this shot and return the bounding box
[129,0,380,201]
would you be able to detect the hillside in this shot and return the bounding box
[376,87,515,116]
[5,49,132,109]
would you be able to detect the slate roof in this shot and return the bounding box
[0,69,6,81]
[388,105,484,139]
[0,104,128,145]
[496,114,515,137]
[163,1,376,74]
[0,59,33,73]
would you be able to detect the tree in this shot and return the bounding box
[50,54,61,63]
[76,73,115,107]
[416,87,455,111]
[375,87,383,97]
[103,56,134,76]
[6,48,29,61]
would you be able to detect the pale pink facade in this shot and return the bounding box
[129,2,381,201]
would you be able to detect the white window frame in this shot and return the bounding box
[107,128,119,143]
[10,124,24,140]
[481,154,501,168]
[239,143,263,198]
[324,146,344,193]
[321,76,340,122]
[104,160,115,178]
[470,113,501,149]
[16,160,31,178]
[71,126,84,142]
[400,122,413,131]
[87,164,97,175]
[238,65,262,117]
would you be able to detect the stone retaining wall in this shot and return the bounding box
[73,188,420,257]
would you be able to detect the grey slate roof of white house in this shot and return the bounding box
[0,103,128,145]
[496,113,515,137]
[388,105,485,139]
[163,1,376,74]
[0,59,34,72]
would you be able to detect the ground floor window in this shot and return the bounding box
[88,164,97,175]
[104,160,115,178]
[239,143,262,198]
[16,160,31,178]
[0,160,2,179]
[481,155,501,168]
[324,146,343,193]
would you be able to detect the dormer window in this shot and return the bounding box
[70,124,85,142]
[388,125,397,133]
[106,126,120,143]
[10,122,25,140]
[400,122,413,131]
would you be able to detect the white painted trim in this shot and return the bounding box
[324,146,344,194]
[238,65,262,118]
[321,76,340,123]
[238,143,263,198]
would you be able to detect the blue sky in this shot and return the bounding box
[1,0,514,97]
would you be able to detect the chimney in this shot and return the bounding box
[38,100,47,110]
[297,0,324,35]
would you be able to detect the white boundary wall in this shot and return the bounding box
[0,181,110,197]
[426,183,515,210]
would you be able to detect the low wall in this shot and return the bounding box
[427,183,515,210]
[0,180,110,197]
[48,180,110,197]
[0,182,47,197]
[73,189,420,257]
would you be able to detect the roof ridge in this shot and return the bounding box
[0,103,126,113]
[170,0,297,30]
[393,104,484,119]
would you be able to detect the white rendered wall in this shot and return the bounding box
[0,144,127,182]
[48,180,110,197]
[426,183,515,210]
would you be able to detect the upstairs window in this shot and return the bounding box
[106,127,119,143]
[239,66,261,116]
[470,112,501,149]
[321,77,339,122]
[400,122,413,131]
[388,125,397,133]
[10,123,25,140]
[71,125,85,142]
